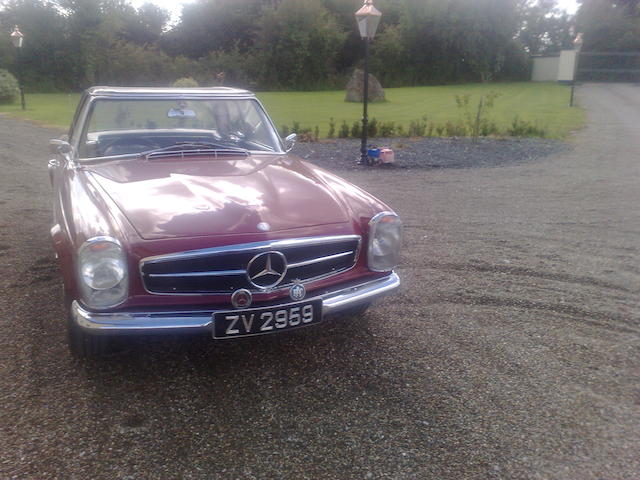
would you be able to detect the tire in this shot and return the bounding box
[67,310,111,358]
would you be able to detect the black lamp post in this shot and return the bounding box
[570,32,583,107]
[10,25,25,110]
[355,0,381,166]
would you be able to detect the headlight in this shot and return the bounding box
[77,237,128,309]
[368,212,402,272]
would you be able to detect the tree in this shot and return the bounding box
[576,0,640,51]
[253,0,346,89]
[517,0,574,54]
[0,0,73,90]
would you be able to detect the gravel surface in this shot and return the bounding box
[294,137,569,171]
[1,83,639,479]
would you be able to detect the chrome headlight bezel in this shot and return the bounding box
[77,236,129,309]
[367,211,402,272]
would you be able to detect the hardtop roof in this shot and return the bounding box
[86,86,254,97]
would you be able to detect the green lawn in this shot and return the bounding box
[0,83,584,139]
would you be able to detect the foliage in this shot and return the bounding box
[507,116,547,137]
[327,117,336,138]
[456,92,501,141]
[252,0,346,90]
[517,1,574,55]
[576,0,640,52]
[0,0,585,92]
[379,121,396,137]
[172,77,199,88]
[367,117,378,137]
[0,69,19,104]
[350,121,361,138]
[408,117,428,137]
[338,120,350,138]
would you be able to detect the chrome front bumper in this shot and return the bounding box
[71,273,400,335]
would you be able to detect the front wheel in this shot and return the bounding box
[67,309,111,358]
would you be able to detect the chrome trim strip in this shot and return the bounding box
[288,250,354,269]
[148,269,246,279]
[71,273,399,334]
[140,235,361,265]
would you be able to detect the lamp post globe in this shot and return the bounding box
[354,0,381,166]
[10,26,25,110]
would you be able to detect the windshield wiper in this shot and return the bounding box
[140,142,249,160]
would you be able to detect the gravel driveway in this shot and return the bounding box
[1,83,638,480]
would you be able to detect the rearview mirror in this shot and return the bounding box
[168,108,196,118]
[284,133,297,153]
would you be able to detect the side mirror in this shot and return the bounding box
[284,133,297,153]
[50,139,72,155]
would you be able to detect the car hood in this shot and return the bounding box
[86,154,350,240]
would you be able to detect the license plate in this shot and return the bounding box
[213,299,322,339]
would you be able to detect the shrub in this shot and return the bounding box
[507,116,547,137]
[297,126,316,142]
[480,121,499,137]
[368,117,378,137]
[0,69,19,104]
[456,92,500,141]
[350,121,361,138]
[327,117,336,138]
[280,125,290,137]
[314,125,320,141]
[172,77,199,88]
[408,117,427,137]
[292,121,301,133]
[379,121,395,137]
[338,120,350,138]
[445,121,466,137]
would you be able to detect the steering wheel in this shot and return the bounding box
[101,138,157,156]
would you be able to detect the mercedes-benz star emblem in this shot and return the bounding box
[246,251,287,289]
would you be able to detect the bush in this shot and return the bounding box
[172,77,199,88]
[0,69,19,104]
[338,120,350,138]
[327,117,336,138]
[507,116,547,137]
[350,121,361,138]
[445,121,466,137]
[379,121,395,137]
[408,117,427,137]
[297,126,316,142]
[368,117,378,137]
[456,92,500,141]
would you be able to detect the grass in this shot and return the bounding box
[0,82,584,139]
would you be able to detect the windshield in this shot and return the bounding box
[77,97,282,159]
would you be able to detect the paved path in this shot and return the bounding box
[0,84,638,479]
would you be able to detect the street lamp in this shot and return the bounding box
[570,33,583,107]
[355,0,381,166]
[10,25,25,110]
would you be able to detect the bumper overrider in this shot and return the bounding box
[71,272,400,335]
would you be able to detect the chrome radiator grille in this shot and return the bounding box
[140,235,361,295]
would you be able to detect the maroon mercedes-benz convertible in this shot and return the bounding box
[48,87,401,357]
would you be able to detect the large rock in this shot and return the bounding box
[345,69,385,103]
